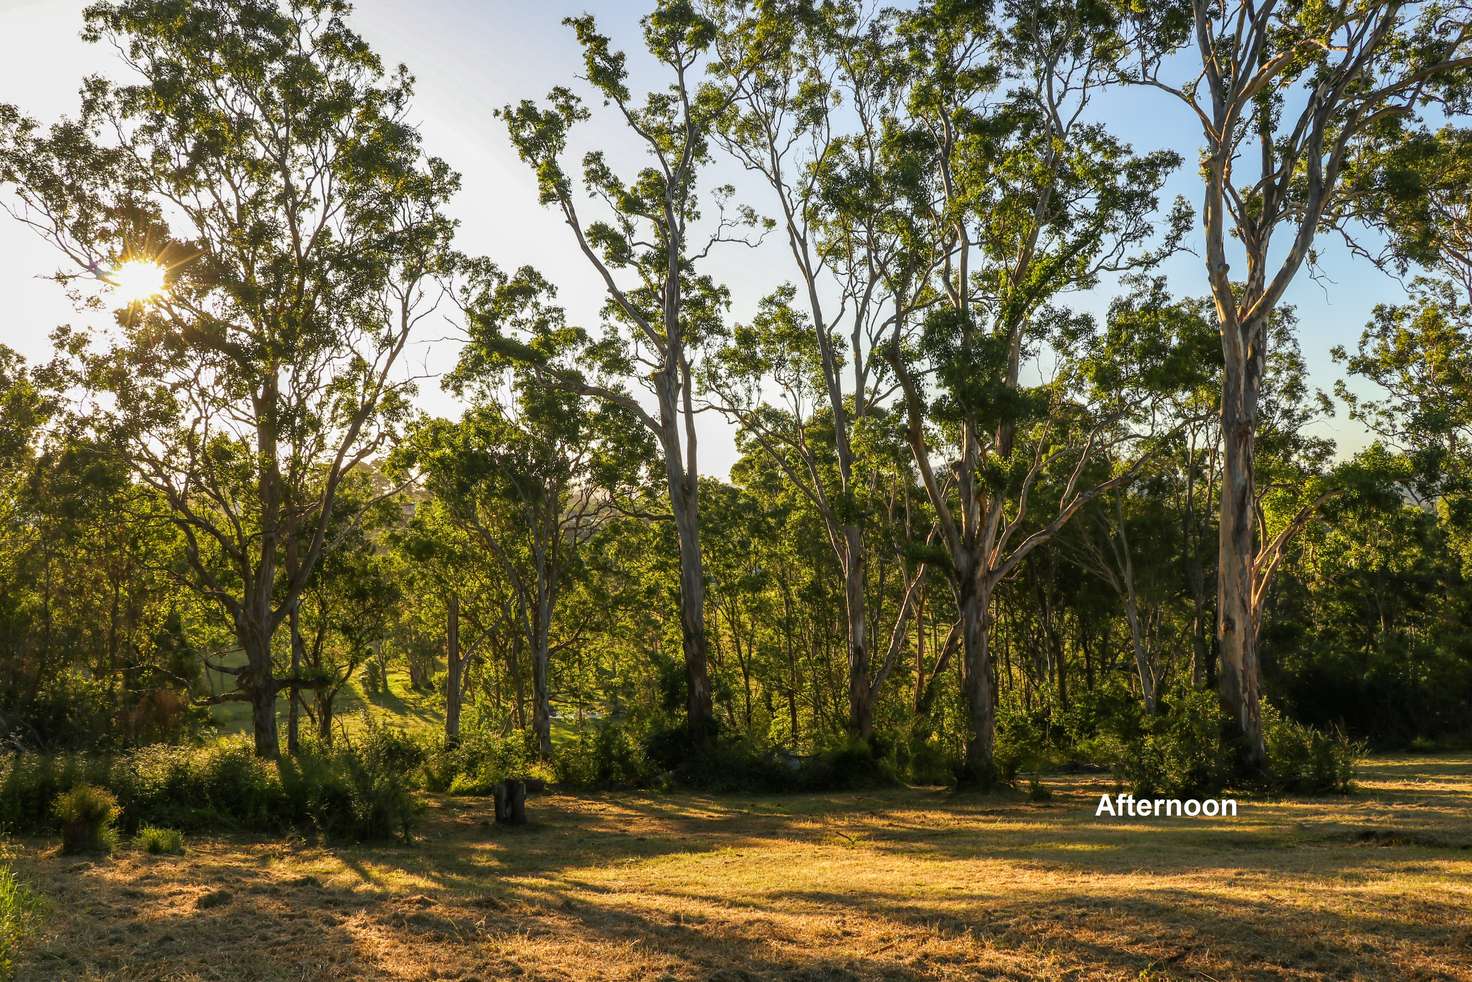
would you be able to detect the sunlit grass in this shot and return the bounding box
[5,756,1470,979]
[205,663,443,743]
[0,861,41,980]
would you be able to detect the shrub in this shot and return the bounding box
[0,865,41,979]
[0,753,108,835]
[2,735,423,844]
[556,717,658,789]
[1113,690,1236,798]
[134,826,185,855]
[195,743,284,829]
[52,785,120,854]
[26,670,115,751]
[280,724,423,842]
[638,720,896,794]
[1262,705,1360,794]
[793,736,897,792]
[1060,679,1146,747]
[992,706,1054,785]
[891,728,958,786]
[423,718,555,794]
[446,772,497,797]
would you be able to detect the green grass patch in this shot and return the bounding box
[134,826,185,855]
[0,864,41,980]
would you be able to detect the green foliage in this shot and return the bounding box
[645,719,896,793]
[133,825,184,855]
[1113,691,1236,799]
[279,736,422,843]
[549,712,901,794]
[1,734,421,843]
[23,671,114,751]
[555,717,656,790]
[992,706,1055,784]
[421,723,554,797]
[798,737,899,792]
[0,864,41,980]
[1056,679,1150,769]
[891,733,958,787]
[52,784,119,854]
[1267,495,1472,748]
[1262,706,1361,795]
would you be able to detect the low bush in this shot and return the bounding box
[279,724,423,842]
[793,736,897,792]
[422,718,555,796]
[1113,690,1236,798]
[992,706,1055,785]
[134,826,185,855]
[1059,679,1147,747]
[0,864,41,979]
[556,716,658,789]
[640,720,896,793]
[23,670,116,751]
[1,728,424,843]
[52,784,119,854]
[891,730,958,786]
[0,753,110,835]
[1262,705,1360,794]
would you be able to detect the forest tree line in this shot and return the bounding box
[1,0,1471,792]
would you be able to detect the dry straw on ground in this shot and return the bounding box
[8,756,1471,980]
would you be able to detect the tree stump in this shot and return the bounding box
[507,779,527,825]
[494,779,527,826]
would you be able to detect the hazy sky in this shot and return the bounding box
[0,0,1404,476]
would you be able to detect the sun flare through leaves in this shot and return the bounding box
[106,259,168,305]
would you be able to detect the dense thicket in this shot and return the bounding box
[1,0,1470,805]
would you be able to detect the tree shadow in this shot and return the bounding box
[9,757,1471,980]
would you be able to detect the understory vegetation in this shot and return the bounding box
[3,0,1471,976]
[0,864,39,980]
[0,0,1464,854]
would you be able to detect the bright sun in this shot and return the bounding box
[108,259,168,305]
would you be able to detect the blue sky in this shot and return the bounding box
[0,0,1404,475]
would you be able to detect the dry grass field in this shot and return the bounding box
[6,755,1471,981]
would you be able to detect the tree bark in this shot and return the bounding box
[286,600,305,755]
[958,572,996,786]
[843,527,873,739]
[1123,597,1157,714]
[494,779,527,825]
[445,592,463,748]
[240,624,279,759]
[667,460,714,740]
[316,694,334,743]
[531,584,553,761]
[1218,345,1266,767]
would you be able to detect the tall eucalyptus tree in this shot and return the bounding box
[1122,0,1472,767]
[705,0,938,739]
[0,0,457,757]
[496,2,762,740]
[884,0,1188,782]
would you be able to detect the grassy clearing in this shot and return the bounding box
[207,666,443,743]
[6,755,1471,981]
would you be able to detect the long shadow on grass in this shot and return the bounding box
[748,882,1471,979]
[16,762,1470,979]
[368,774,1472,897]
[12,843,473,981]
[839,762,1472,880]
